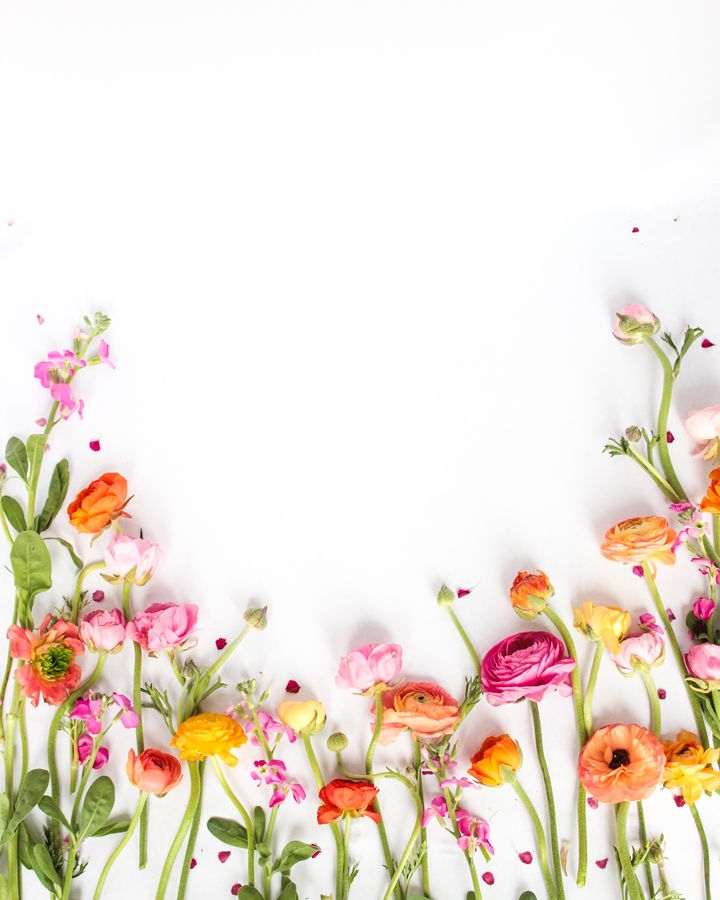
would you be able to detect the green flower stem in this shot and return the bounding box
[582,643,604,736]
[413,742,431,897]
[69,560,106,623]
[25,400,60,526]
[643,337,687,501]
[441,787,484,899]
[122,581,148,868]
[0,591,21,746]
[17,697,27,785]
[624,444,680,502]
[445,606,482,674]
[177,760,205,900]
[615,802,644,900]
[262,804,280,900]
[4,680,22,900]
[205,625,251,680]
[544,605,588,886]
[367,693,399,899]
[382,764,426,900]
[302,734,344,900]
[642,562,708,745]
[156,762,201,900]
[640,671,661,738]
[0,495,13,546]
[71,733,104,826]
[510,778,557,900]
[341,817,351,900]
[714,514,720,559]
[636,802,655,898]
[689,803,711,900]
[211,757,255,886]
[529,701,565,900]
[60,841,78,900]
[93,792,148,900]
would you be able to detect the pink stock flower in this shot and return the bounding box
[77,733,109,769]
[686,644,720,685]
[79,608,126,653]
[97,339,115,368]
[243,710,296,747]
[684,406,720,461]
[421,796,448,828]
[611,632,665,675]
[481,631,576,706]
[127,602,198,652]
[638,614,664,636]
[454,809,494,856]
[612,304,660,345]
[693,598,716,622]
[50,383,83,419]
[104,533,164,586]
[670,503,705,553]
[8,614,84,706]
[70,696,103,734]
[335,643,402,693]
[439,776,477,790]
[251,759,306,807]
[34,350,85,387]
[112,692,140,728]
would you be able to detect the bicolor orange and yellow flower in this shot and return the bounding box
[573,602,631,653]
[600,516,676,568]
[662,731,720,804]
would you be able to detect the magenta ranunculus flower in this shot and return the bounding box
[335,642,403,693]
[481,631,576,706]
[104,533,164,586]
[610,632,664,675]
[686,643,720,685]
[692,597,716,623]
[127,602,199,652]
[79,608,126,653]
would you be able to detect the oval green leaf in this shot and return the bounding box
[206,816,248,848]
[5,438,28,483]
[37,459,69,532]
[79,776,114,838]
[1,497,25,533]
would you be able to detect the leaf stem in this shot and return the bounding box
[511,778,556,900]
[689,803,711,900]
[643,337,686,501]
[367,693,399,898]
[122,580,148,867]
[177,760,204,900]
[640,671,661,738]
[413,741,430,897]
[530,700,565,900]
[615,802,644,900]
[93,792,148,899]
[445,607,481,674]
[69,560,106,623]
[636,802,655,897]
[302,734,344,900]
[582,643,604,737]
[211,757,255,886]
[156,762,201,900]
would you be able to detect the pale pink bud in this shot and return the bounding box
[335,643,403,693]
[104,533,164,586]
[686,643,720,684]
[612,304,660,345]
[611,632,664,675]
[79,608,126,653]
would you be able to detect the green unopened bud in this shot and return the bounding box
[624,425,642,443]
[647,837,665,865]
[244,606,268,630]
[236,678,257,696]
[327,732,348,752]
[181,658,200,680]
[436,584,455,607]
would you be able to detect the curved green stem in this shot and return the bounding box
[341,818,351,900]
[122,581,147,867]
[4,680,22,900]
[445,797,484,899]
[94,792,148,899]
[615,802,644,900]
[446,607,481,674]
[636,802,655,897]
[177,761,204,900]
[211,757,255,886]
[367,694,399,898]
[0,591,21,746]
[643,337,686,501]
[530,701,564,900]
[640,671,661,738]
[26,401,59,526]
[625,444,680,502]
[511,778,556,900]
[302,734,344,900]
[206,625,251,680]
[689,804,711,900]
[382,764,426,900]
[69,560,106,623]
[413,742,430,897]
[60,842,78,900]
[156,762,201,900]
[583,643,604,736]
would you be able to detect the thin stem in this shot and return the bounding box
[262,804,280,900]
[26,401,60,526]
[413,742,430,897]
[530,701,564,900]
[511,778,556,900]
[206,625,251,679]
[636,802,655,898]
[156,762,201,900]
[17,697,27,784]
[177,761,205,900]
[0,591,21,745]
[367,694,399,898]
[640,671,661,738]
[93,793,148,899]
[342,817,351,900]
[689,804,711,900]
[624,444,680,502]
[0,494,13,545]
[302,734,344,900]
[69,560,106,623]
[643,336,686,501]
[615,802,644,900]
[446,607,481,674]
[60,842,78,900]
[4,680,22,900]
[212,757,255,886]
[445,797,484,900]
[583,643,604,736]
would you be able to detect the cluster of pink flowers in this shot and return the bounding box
[70,691,140,770]
[251,759,306,807]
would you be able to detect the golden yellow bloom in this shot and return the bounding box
[277,700,326,735]
[573,602,631,653]
[662,731,720,804]
[171,713,247,767]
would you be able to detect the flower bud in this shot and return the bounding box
[467,734,522,786]
[610,632,664,675]
[624,426,642,443]
[436,585,455,607]
[244,607,268,630]
[277,700,326,735]
[612,304,660,345]
[327,732,348,752]
[509,570,553,620]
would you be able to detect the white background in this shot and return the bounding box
[1,2,720,898]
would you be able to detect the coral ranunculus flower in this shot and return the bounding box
[8,614,84,706]
[700,467,720,515]
[317,779,380,825]
[126,748,183,796]
[67,472,130,534]
[509,570,553,621]
[573,602,631,653]
[578,723,665,803]
[662,731,720,804]
[481,631,576,706]
[600,516,676,568]
[378,682,460,746]
[171,713,247,767]
[468,734,522,786]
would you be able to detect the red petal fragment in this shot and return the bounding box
[631,227,639,233]
[218,851,231,863]
[285,680,301,694]
[457,588,471,598]
[596,858,609,869]
[89,440,101,452]
[657,688,667,700]
[587,796,599,809]
[190,858,197,869]
[231,886,241,897]
[215,638,227,650]
[92,590,105,603]
[311,844,321,858]
[482,872,495,885]
[666,608,676,621]
[666,431,674,443]
[519,851,533,864]
[673,795,685,808]
[702,339,715,348]
[632,565,644,578]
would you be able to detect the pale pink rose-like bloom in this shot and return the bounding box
[127,602,199,652]
[612,304,659,345]
[684,405,720,461]
[481,631,576,706]
[611,632,664,675]
[686,643,720,684]
[693,598,716,623]
[335,642,402,693]
[104,533,164,586]
[79,608,126,653]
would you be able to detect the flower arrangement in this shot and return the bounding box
[0,305,718,899]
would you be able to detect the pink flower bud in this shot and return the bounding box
[104,533,164,586]
[79,608,126,653]
[611,632,664,675]
[335,643,403,693]
[612,304,660,345]
[686,643,720,684]
[692,597,715,622]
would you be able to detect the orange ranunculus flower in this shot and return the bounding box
[171,712,247,767]
[67,472,130,534]
[126,748,183,796]
[510,570,553,620]
[662,731,720,804]
[317,779,380,825]
[600,516,676,568]
[573,602,631,653]
[378,682,460,746]
[578,723,665,804]
[700,468,720,515]
[468,734,522,786]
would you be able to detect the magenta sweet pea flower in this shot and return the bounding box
[77,733,109,769]
[250,759,306,807]
[34,349,85,387]
[421,796,448,828]
[104,533,164,586]
[127,602,198,652]
[79,608,126,653]
[335,642,403,693]
[481,631,576,706]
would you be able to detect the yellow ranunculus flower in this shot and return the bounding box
[277,700,326,735]
[662,731,720,804]
[573,601,631,653]
[171,712,247,767]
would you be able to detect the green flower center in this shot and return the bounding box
[37,645,73,681]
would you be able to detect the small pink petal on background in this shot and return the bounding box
[36,314,44,324]
[587,796,599,809]
[190,858,197,869]
[631,226,639,233]
[632,565,644,577]
[673,795,685,808]
[519,851,533,864]
[215,638,227,650]
[231,885,240,896]
[89,440,101,452]
[596,858,608,869]
[666,608,676,621]
[482,872,495,885]
[457,588,471,598]
[658,688,667,700]
[285,679,301,694]
[702,339,715,348]
[666,431,674,443]
[218,851,230,863]
[92,590,105,603]
[35,418,47,427]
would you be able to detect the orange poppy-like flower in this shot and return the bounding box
[126,748,183,796]
[468,734,522,786]
[378,682,460,746]
[600,516,676,568]
[700,468,720,515]
[509,571,553,620]
[317,779,380,825]
[67,472,131,534]
[662,731,720,804]
[578,723,665,803]
[8,614,84,706]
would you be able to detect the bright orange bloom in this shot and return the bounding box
[600,516,676,568]
[468,734,522,786]
[317,779,380,825]
[510,571,553,620]
[126,748,183,796]
[578,723,665,803]
[171,713,247,767]
[662,731,720,804]
[700,468,720,515]
[8,614,84,706]
[67,472,130,534]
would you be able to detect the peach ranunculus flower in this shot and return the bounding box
[662,731,720,804]
[467,734,522,787]
[171,712,247,767]
[67,472,131,534]
[277,700,327,735]
[612,304,660,345]
[684,406,720,462]
[126,748,183,796]
[573,602,631,654]
[700,467,720,514]
[378,682,460,746]
[8,614,84,706]
[509,570,553,621]
[578,723,665,803]
[600,516,677,569]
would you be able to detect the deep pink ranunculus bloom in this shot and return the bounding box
[481,631,575,706]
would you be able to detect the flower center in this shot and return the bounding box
[609,748,630,770]
[37,645,73,680]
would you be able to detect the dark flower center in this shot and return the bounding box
[609,748,630,770]
[37,645,73,681]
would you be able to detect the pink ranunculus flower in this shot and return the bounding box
[610,632,665,675]
[693,598,716,623]
[104,533,164,586]
[686,643,720,685]
[335,642,403,693]
[126,602,199,652]
[684,405,720,462]
[612,304,660,345]
[77,733,109,769]
[79,608,126,653]
[481,631,576,706]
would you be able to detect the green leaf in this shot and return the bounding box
[273,840,319,874]
[38,796,72,832]
[5,438,28,483]
[17,824,33,871]
[206,817,248,848]
[44,537,83,571]
[25,435,47,482]
[31,843,61,888]
[37,459,69,532]
[518,894,538,900]
[235,889,263,900]
[10,532,52,619]
[79,776,114,838]
[277,883,298,900]
[1,497,25,533]
[92,819,130,837]
[253,805,265,842]
[2,770,49,841]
